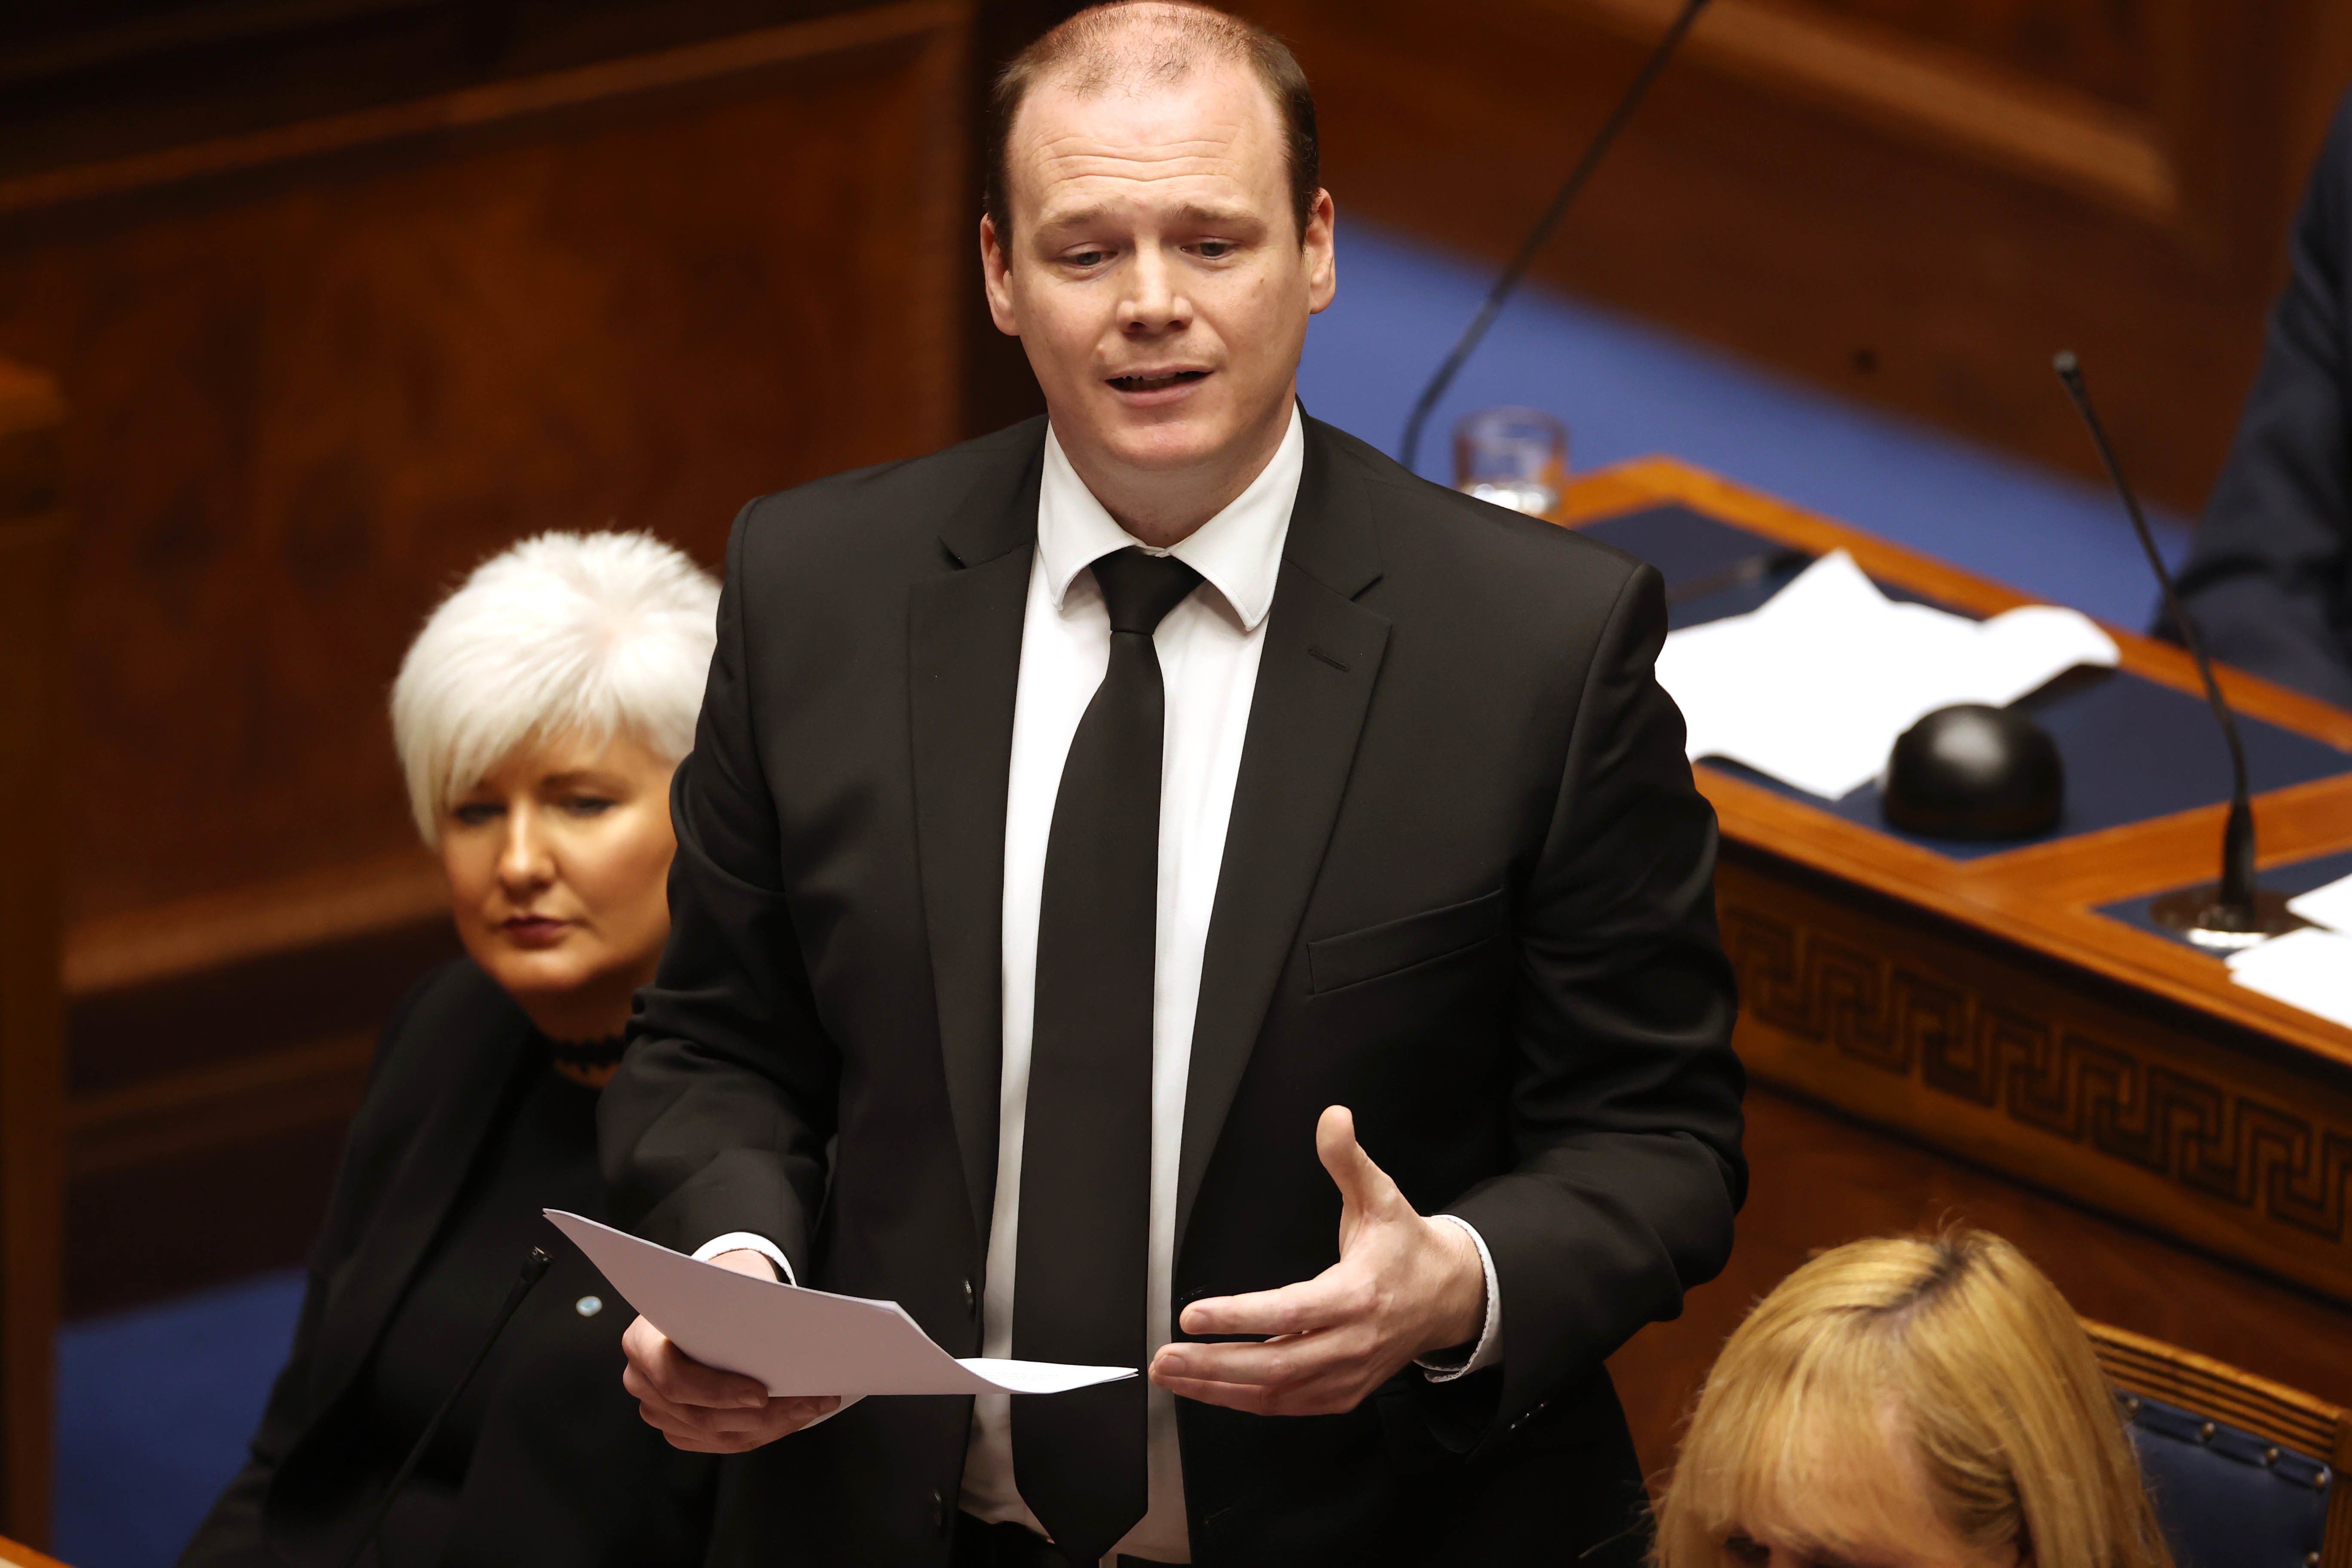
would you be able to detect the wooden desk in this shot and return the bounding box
[1562,459,2352,1473]
[0,1532,67,1568]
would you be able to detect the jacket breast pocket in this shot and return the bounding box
[1306,888,1508,995]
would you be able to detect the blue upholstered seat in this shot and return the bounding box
[2126,1391,2329,1568]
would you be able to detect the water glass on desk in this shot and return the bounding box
[1454,407,1568,517]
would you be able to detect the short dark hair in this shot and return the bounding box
[983,2,1320,243]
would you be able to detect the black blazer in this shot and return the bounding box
[181,960,716,1568]
[2174,87,2352,709]
[602,414,1747,1565]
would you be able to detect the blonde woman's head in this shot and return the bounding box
[1652,1231,2172,1568]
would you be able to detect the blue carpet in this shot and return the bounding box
[1297,223,2193,625]
[49,224,2206,1568]
[54,1269,306,1568]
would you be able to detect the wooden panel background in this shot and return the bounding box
[0,0,974,1340]
[1,5,969,933]
[0,364,69,1547]
[1232,0,2352,512]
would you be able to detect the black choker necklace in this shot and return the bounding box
[545,1032,628,1070]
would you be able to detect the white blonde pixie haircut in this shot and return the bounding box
[391,530,721,841]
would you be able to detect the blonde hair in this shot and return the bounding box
[1653,1231,2173,1568]
[390,530,720,841]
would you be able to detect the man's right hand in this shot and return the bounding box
[620,1248,840,1452]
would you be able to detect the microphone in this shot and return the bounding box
[1398,0,1712,476]
[337,1246,554,1568]
[2053,351,2300,946]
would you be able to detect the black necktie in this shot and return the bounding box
[1011,547,1202,1563]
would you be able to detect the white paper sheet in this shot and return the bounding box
[2226,927,2352,1032]
[545,1211,1135,1398]
[2287,871,2352,935]
[1654,550,2121,801]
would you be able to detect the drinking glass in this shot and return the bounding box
[1452,407,1569,517]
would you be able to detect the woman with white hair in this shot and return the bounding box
[180,532,725,1568]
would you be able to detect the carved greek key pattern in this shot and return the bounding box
[1723,906,2352,1244]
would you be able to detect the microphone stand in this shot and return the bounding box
[337,1246,554,1568]
[1397,0,1712,477]
[2053,351,2302,948]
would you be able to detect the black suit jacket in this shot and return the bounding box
[602,414,1746,1565]
[181,960,716,1568]
[2174,87,2352,709]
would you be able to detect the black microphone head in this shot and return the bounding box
[1881,704,2064,842]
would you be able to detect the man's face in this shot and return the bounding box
[983,60,1336,481]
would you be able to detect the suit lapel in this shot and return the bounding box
[307,993,534,1413]
[909,426,1044,1254]
[1177,421,1390,1260]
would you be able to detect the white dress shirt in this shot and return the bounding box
[699,403,1497,1564]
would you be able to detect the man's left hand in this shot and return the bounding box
[1146,1105,1486,1416]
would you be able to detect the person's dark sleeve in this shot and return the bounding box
[2171,92,2352,709]
[176,974,441,1568]
[1443,561,1746,1444]
[599,505,837,1276]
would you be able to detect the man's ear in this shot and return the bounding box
[980,214,1021,338]
[1304,189,1338,317]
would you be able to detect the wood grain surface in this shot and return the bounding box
[0,359,68,1544]
[1563,459,2352,1491]
[1230,0,2352,512]
[1,0,969,937]
[0,1530,70,1568]
[1608,1085,2352,1501]
[0,2,974,1320]
[1562,457,2352,1056]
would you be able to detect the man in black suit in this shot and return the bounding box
[601,4,1746,1564]
[2173,87,2352,710]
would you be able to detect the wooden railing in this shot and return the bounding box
[0,359,67,1543]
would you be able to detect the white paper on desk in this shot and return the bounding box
[2287,872,2352,934]
[1655,550,2121,800]
[2227,927,2352,1032]
[545,1211,1134,1398]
